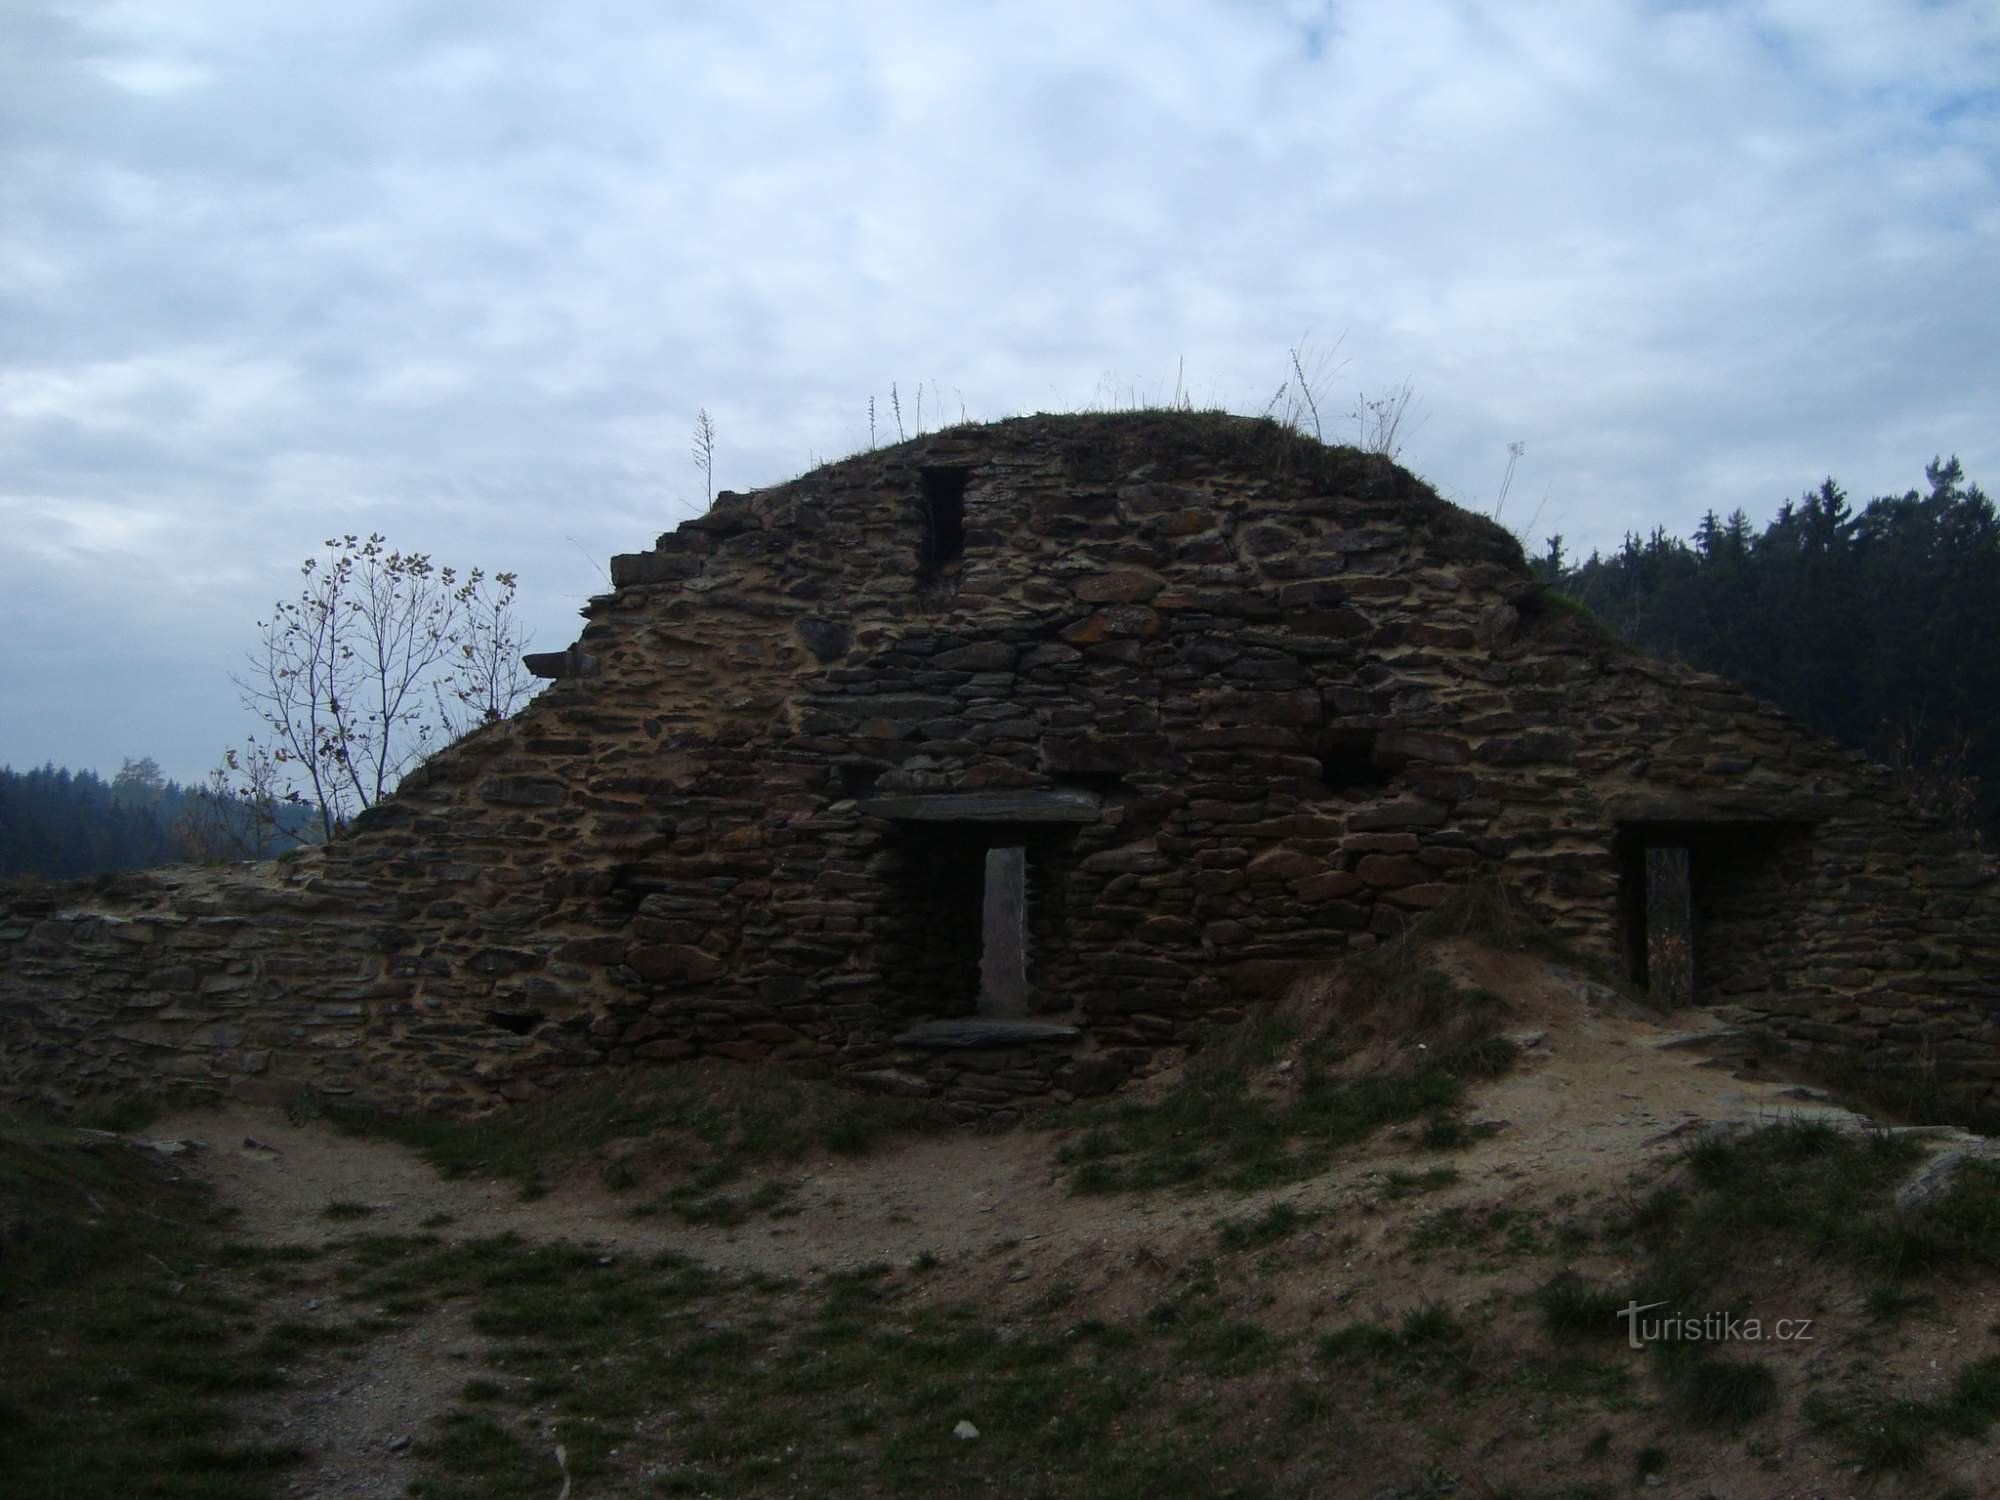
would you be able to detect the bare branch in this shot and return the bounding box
[691,407,717,507]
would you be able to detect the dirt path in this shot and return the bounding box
[150,955,1867,1280]
[144,950,1948,1497]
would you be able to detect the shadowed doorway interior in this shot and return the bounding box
[1644,845,1694,1007]
[1617,820,1812,1007]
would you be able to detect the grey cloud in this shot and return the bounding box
[2,0,1995,782]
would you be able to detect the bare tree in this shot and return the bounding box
[692,406,717,507]
[231,533,533,841]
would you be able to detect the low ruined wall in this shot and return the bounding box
[4,413,1998,1119]
[0,863,570,1110]
[0,861,1133,1116]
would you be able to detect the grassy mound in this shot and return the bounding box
[1056,920,1518,1194]
[0,1112,306,1498]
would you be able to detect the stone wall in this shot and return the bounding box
[5,413,1997,1118]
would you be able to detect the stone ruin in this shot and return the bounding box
[3,413,1997,1119]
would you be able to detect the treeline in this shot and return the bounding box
[1542,456,1998,837]
[0,759,317,880]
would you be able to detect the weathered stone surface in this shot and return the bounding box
[1477,732,1577,765]
[626,945,726,986]
[1041,734,1170,775]
[523,648,596,680]
[859,790,1102,823]
[1054,1056,1127,1095]
[936,641,1017,671]
[1348,801,1451,831]
[633,1038,695,1061]
[1082,843,1173,874]
[610,551,703,587]
[1294,871,1366,901]
[896,1021,1083,1048]
[794,618,853,662]
[1073,571,1162,604]
[3,411,1996,1123]
[1246,849,1323,881]
[851,1068,934,1096]
[1357,855,1429,888]
[478,776,566,806]
[1375,729,1470,765]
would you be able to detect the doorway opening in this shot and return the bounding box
[1638,844,1695,1006]
[880,820,1067,1020]
[868,790,1096,1022]
[1616,820,1812,1005]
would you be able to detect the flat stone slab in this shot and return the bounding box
[522,648,595,680]
[859,790,1102,824]
[1644,1027,1748,1052]
[896,1020,1083,1048]
[1895,1150,1968,1210]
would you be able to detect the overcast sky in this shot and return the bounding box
[3,0,1996,787]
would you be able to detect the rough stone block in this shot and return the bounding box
[1073,571,1163,604]
[625,1038,693,1064]
[627,945,726,987]
[1348,801,1451,831]
[610,551,703,586]
[1294,871,1366,902]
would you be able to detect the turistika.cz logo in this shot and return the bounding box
[1617,1301,1814,1350]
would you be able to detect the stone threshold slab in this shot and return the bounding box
[895,1020,1084,1048]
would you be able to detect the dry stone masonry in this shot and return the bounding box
[4,413,1997,1118]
